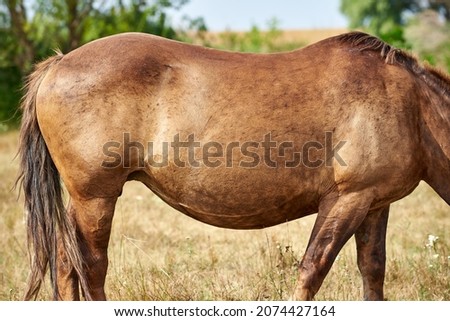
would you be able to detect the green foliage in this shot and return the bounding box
[0,26,16,68]
[341,0,450,72]
[25,0,195,55]
[340,0,421,44]
[0,0,204,124]
[217,25,279,53]
[82,0,191,43]
[212,19,304,53]
[0,66,21,128]
[404,10,450,72]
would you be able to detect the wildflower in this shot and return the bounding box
[426,234,439,249]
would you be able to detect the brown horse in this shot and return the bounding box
[17,32,449,301]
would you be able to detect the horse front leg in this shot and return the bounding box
[355,206,389,301]
[292,191,373,300]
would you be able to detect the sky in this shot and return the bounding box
[169,0,349,31]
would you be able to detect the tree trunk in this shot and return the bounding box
[6,0,35,72]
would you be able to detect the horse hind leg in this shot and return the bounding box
[354,206,389,301]
[292,191,374,300]
[56,202,80,300]
[57,196,118,300]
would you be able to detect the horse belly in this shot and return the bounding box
[138,162,321,229]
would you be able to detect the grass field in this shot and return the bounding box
[200,28,349,48]
[0,130,448,301]
[186,28,353,55]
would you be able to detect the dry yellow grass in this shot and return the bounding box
[191,29,348,53]
[0,129,448,301]
[266,28,349,44]
[202,28,349,44]
[190,28,350,52]
[197,28,349,45]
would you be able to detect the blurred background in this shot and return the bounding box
[1,0,450,128]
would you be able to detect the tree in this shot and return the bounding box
[404,9,450,71]
[340,0,422,44]
[0,0,203,69]
[0,0,205,125]
[1,0,35,72]
[341,0,450,42]
[82,0,194,43]
[429,0,450,20]
[340,0,450,71]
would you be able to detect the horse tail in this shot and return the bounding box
[16,52,91,300]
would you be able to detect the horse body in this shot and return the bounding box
[18,32,449,300]
[37,33,422,225]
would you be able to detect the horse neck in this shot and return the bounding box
[419,85,450,205]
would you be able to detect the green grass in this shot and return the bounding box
[0,131,448,301]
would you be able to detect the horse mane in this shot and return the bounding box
[336,32,450,100]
